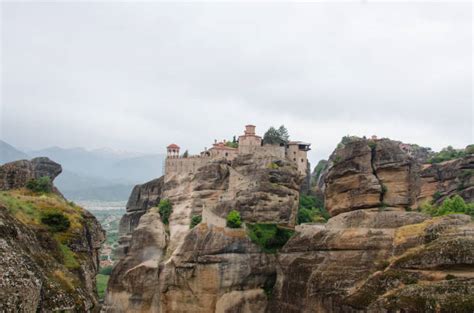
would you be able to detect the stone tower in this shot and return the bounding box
[167,144,180,158]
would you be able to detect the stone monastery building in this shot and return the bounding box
[165,125,310,176]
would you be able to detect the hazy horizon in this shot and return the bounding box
[1,1,473,166]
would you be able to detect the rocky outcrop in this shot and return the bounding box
[268,209,474,312]
[116,177,164,257]
[107,137,473,313]
[0,158,105,312]
[418,155,474,205]
[105,154,303,312]
[0,157,62,191]
[324,138,473,216]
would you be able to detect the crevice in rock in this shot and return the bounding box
[369,144,384,204]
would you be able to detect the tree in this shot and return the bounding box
[182,150,189,158]
[158,199,172,225]
[226,210,242,228]
[262,125,290,145]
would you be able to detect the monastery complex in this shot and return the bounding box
[165,125,311,176]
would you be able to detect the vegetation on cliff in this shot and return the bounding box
[247,223,294,253]
[297,194,329,224]
[420,195,474,218]
[429,145,474,163]
[158,199,172,225]
[226,209,242,228]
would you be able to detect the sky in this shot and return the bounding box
[1,1,472,166]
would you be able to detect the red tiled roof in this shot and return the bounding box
[167,144,180,149]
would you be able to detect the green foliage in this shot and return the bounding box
[420,195,474,218]
[428,146,467,163]
[381,184,388,196]
[225,136,239,148]
[297,194,329,224]
[41,211,71,232]
[96,274,109,300]
[247,223,294,253]
[267,162,280,169]
[368,141,377,150]
[190,214,202,229]
[226,210,242,228]
[340,135,361,145]
[311,160,328,186]
[182,150,189,158]
[262,125,290,145]
[432,191,443,202]
[158,199,172,225]
[26,176,52,193]
[465,144,474,154]
[59,244,80,269]
[99,266,113,275]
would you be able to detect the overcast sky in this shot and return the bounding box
[1,1,472,165]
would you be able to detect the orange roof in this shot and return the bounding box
[167,143,180,149]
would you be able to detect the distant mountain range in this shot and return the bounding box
[0,140,165,201]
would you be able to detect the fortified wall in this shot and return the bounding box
[164,125,310,177]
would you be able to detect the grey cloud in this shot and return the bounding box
[1,2,472,166]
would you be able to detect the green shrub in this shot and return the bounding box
[381,184,388,196]
[420,195,474,218]
[26,176,52,193]
[465,144,474,154]
[226,210,242,228]
[158,199,172,225]
[247,223,294,253]
[41,211,71,232]
[432,191,443,202]
[297,194,329,224]
[429,146,466,163]
[190,214,202,229]
[268,162,280,169]
[99,266,113,275]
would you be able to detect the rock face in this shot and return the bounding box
[107,138,474,313]
[324,138,473,216]
[105,154,303,312]
[268,209,474,312]
[0,157,62,190]
[116,177,164,257]
[0,158,105,312]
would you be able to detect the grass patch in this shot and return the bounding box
[52,269,76,291]
[96,274,109,300]
[59,244,80,269]
[247,223,294,253]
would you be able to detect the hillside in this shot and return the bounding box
[0,157,105,312]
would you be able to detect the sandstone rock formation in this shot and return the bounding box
[105,154,303,312]
[324,138,473,216]
[0,157,62,191]
[107,138,473,313]
[117,177,164,257]
[0,158,105,312]
[268,209,474,312]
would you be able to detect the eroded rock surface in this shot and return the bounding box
[0,157,62,191]
[324,138,473,216]
[106,154,303,312]
[268,210,474,313]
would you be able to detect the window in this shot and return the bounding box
[301,158,304,162]
[225,152,228,157]
[293,158,296,161]
[293,151,296,155]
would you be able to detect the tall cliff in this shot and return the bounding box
[106,139,474,313]
[105,155,303,312]
[0,158,105,312]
